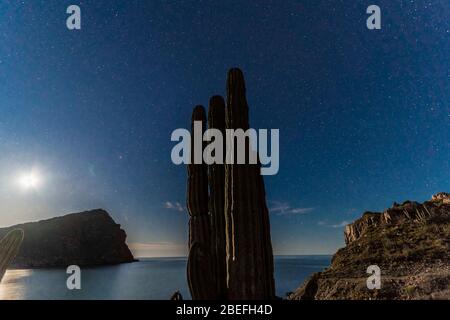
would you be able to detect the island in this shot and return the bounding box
[0,209,136,268]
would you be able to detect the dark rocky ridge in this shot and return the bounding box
[0,209,136,268]
[289,193,450,300]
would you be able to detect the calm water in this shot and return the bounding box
[0,256,331,300]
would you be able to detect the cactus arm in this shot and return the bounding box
[0,229,25,283]
[208,95,227,299]
[187,241,215,300]
[186,105,217,299]
[225,68,275,299]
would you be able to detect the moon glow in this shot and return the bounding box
[18,171,42,191]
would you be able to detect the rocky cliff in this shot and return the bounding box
[289,193,450,300]
[0,209,136,268]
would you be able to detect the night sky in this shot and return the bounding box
[0,1,448,256]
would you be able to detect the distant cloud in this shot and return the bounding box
[128,242,187,258]
[330,221,350,228]
[318,220,350,228]
[269,201,314,216]
[164,201,185,212]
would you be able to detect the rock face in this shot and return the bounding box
[289,193,450,300]
[432,192,450,204]
[0,209,135,268]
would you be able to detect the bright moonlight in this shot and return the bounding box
[18,171,42,190]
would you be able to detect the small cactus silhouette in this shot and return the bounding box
[0,229,24,283]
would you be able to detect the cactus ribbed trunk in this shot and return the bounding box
[185,69,275,300]
[186,105,215,299]
[208,95,227,299]
[0,229,24,283]
[225,68,275,299]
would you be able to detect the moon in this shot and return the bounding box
[18,171,42,190]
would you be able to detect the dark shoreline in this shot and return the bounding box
[7,259,139,270]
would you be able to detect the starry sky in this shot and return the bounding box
[0,1,448,256]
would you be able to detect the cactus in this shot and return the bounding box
[170,290,183,300]
[186,105,217,299]
[224,68,275,299]
[208,95,227,299]
[0,229,24,283]
[186,69,275,300]
[415,208,428,225]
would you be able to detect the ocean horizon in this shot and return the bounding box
[0,255,331,300]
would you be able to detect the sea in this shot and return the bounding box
[0,255,331,300]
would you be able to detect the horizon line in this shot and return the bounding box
[133,253,334,259]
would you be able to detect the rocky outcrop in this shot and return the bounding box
[344,198,434,245]
[432,192,450,204]
[289,193,450,300]
[0,209,136,268]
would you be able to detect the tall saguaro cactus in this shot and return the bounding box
[224,69,275,299]
[186,69,275,300]
[0,229,25,283]
[208,96,227,299]
[186,105,216,299]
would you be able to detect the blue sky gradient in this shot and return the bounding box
[0,0,448,256]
